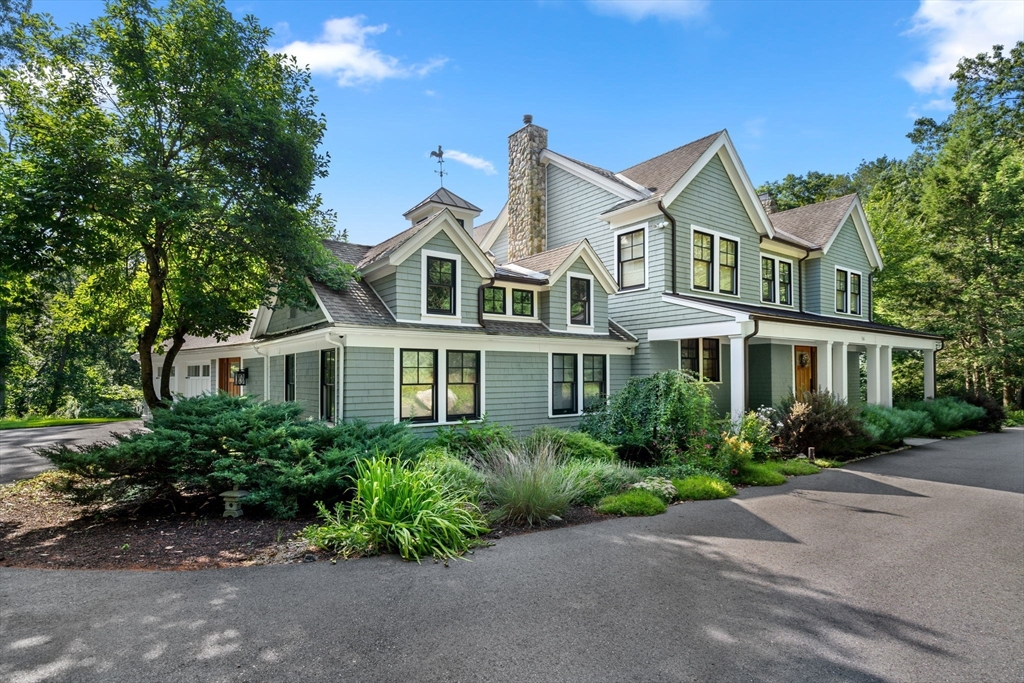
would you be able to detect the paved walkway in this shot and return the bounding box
[0,429,1021,682]
[0,421,144,484]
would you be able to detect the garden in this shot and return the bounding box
[0,373,1009,569]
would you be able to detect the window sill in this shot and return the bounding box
[565,325,597,334]
[615,286,649,295]
[690,287,741,299]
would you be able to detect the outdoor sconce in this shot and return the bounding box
[233,368,249,386]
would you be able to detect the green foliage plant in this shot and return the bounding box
[303,457,488,562]
[559,458,639,505]
[478,435,580,526]
[1005,410,1024,427]
[766,460,821,476]
[673,475,736,501]
[733,463,787,487]
[430,416,515,462]
[419,446,486,502]
[901,397,987,435]
[955,392,1006,432]
[774,391,872,459]
[859,405,934,445]
[738,409,778,461]
[630,476,678,503]
[596,489,666,516]
[579,371,719,465]
[529,427,618,462]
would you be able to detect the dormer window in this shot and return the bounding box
[569,277,591,326]
[483,286,506,314]
[426,256,456,315]
[512,289,534,317]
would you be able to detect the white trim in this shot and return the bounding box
[823,196,883,270]
[613,223,649,293]
[363,210,495,281]
[478,203,508,252]
[660,293,751,322]
[540,149,646,202]
[546,239,620,295]
[421,249,462,320]
[759,239,810,259]
[689,225,742,298]
[598,197,663,228]
[394,346,486,426]
[546,351,608,419]
[759,253,796,308]
[677,338,724,385]
[566,273,596,334]
[832,265,864,318]
[648,321,745,341]
[756,320,941,351]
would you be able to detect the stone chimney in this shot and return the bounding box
[758,192,778,215]
[507,115,548,261]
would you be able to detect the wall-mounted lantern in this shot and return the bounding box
[233,368,249,386]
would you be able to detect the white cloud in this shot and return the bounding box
[274,16,447,87]
[445,150,496,175]
[587,0,709,22]
[744,117,767,139]
[902,0,1024,93]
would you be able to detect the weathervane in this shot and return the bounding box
[430,145,446,186]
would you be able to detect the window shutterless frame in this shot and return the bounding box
[835,269,848,313]
[850,272,861,315]
[483,286,506,314]
[445,351,480,420]
[425,256,457,316]
[718,238,738,295]
[320,349,336,422]
[760,254,794,307]
[761,256,776,303]
[615,226,646,290]
[568,276,591,327]
[400,349,437,422]
[679,338,721,383]
[284,354,296,402]
[692,230,714,291]
[551,353,578,415]
[691,226,741,297]
[512,289,534,317]
[779,260,793,305]
[582,354,606,411]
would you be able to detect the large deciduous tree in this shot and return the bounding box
[3,0,354,410]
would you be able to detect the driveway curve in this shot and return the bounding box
[1,429,1021,683]
[0,421,145,485]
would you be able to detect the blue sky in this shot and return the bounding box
[36,1,1023,245]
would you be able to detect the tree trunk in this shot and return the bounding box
[139,245,167,410]
[159,326,187,402]
[0,304,7,417]
[45,333,72,415]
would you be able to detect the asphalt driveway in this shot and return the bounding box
[0,421,144,485]
[1,429,1021,682]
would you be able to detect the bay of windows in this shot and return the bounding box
[692,229,739,295]
[617,228,646,290]
[400,349,481,423]
[680,338,721,383]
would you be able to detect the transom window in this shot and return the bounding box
[680,338,722,383]
[836,269,848,313]
[284,354,296,402]
[426,256,456,315]
[850,273,861,315]
[446,351,480,420]
[569,277,591,326]
[551,353,578,415]
[692,228,740,296]
[761,255,794,306]
[512,289,534,317]
[401,350,437,422]
[483,286,505,314]
[617,228,645,290]
[582,355,606,411]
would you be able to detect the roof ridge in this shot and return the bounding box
[617,130,723,177]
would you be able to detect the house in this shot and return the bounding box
[157,116,941,430]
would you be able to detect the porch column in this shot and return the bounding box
[881,345,893,407]
[866,344,881,405]
[832,341,849,401]
[923,348,936,400]
[816,341,833,393]
[729,335,746,422]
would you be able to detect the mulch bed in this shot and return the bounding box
[0,473,614,571]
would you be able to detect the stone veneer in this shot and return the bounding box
[507,116,548,261]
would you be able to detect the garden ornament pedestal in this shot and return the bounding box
[220,486,249,518]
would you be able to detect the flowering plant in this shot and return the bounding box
[631,476,678,502]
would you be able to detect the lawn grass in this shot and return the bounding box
[733,462,787,486]
[673,475,736,500]
[596,489,667,516]
[766,459,821,476]
[0,417,136,430]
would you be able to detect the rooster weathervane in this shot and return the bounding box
[430,145,446,186]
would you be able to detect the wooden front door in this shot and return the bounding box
[794,346,817,398]
[218,357,242,397]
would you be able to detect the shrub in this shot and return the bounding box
[596,489,666,516]
[1005,410,1024,427]
[560,458,640,505]
[419,447,487,502]
[673,474,736,500]
[630,476,678,502]
[956,392,1006,432]
[530,427,617,462]
[774,391,872,459]
[430,416,515,461]
[859,405,934,445]
[738,409,777,461]
[42,393,425,517]
[636,462,717,481]
[766,459,820,476]
[902,397,987,434]
[303,457,488,562]
[733,462,787,486]
[579,371,719,466]
[478,436,580,526]
[719,434,754,473]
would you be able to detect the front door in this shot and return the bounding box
[794,346,817,397]
[218,357,242,397]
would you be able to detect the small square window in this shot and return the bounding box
[512,289,534,317]
[483,287,505,314]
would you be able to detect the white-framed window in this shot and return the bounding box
[566,274,594,330]
[395,347,485,425]
[481,284,541,320]
[421,250,461,319]
[482,286,506,315]
[690,226,740,297]
[614,224,647,292]
[834,267,862,315]
[760,254,794,306]
[679,338,722,383]
[549,352,608,417]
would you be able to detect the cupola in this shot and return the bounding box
[402,187,482,230]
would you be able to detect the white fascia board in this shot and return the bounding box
[599,199,663,229]
[251,299,275,338]
[540,150,645,201]
[337,325,636,355]
[823,196,883,270]
[759,238,809,259]
[757,320,940,350]
[386,210,496,279]
[661,293,751,322]
[304,277,335,324]
[613,173,655,196]
[648,321,747,341]
[548,240,619,294]
[479,202,508,252]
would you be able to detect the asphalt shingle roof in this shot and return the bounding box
[507,241,582,275]
[767,194,858,249]
[356,210,443,269]
[553,152,643,194]
[617,131,723,195]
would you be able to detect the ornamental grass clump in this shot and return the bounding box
[303,456,488,562]
[479,436,581,526]
[419,447,487,502]
[530,427,618,462]
[560,458,640,505]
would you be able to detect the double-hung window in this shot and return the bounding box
[512,289,534,317]
[284,354,296,402]
[616,228,646,290]
[850,273,861,315]
[401,350,437,422]
[551,354,577,415]
[582,355,606,411]
[569,277,590,326]
[446,351,480,420]
[719,238,738,295]
[680,338,721,383]
[761,255,794,306]
[483,286,505,314]
[692,231,714,291]
[426,256,456,315]
[320,349,336,422]
[761,257,776,303]
[779,261,793,305]
[692,228,740,296]
[835,269,848,313]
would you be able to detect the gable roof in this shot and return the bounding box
[618,131,723,194]
[403,187,481,218]
[358,212,441,269]
[768,195,857,248]
[508,241,582,275]
[310,241,398,326]
[509,239,619,294]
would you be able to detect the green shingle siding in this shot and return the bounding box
[546,164,620,265]
[390,230,482,324]
[814,216,872,318]
[295,351,319,419]
[268,355,285,403]
[484,351,581,434]
[265,305,326,335]
[706,342,731,417]
[609,355,631,394]
[343,346,394,422]
[490,230,508,264]
[242,357,264,401]
[373,272,398,315]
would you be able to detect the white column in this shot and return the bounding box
[832,341,849,401]
[923,348,936,400]
[866,344,881,405]
[880,345,893,407]
[729,335,746,422]
[816,341,833,393]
